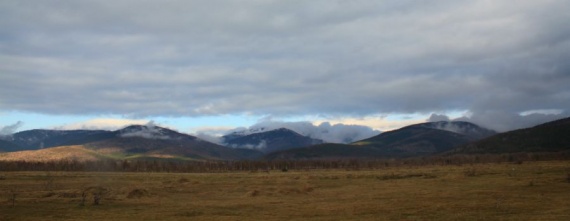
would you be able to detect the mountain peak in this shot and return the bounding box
[117,124,194,140]
[118,125,171,140]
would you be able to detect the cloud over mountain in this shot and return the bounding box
[0,121,23,136]
[224,120,380,144]
[428,110,568,132]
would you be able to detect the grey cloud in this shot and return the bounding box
[194,131,225,145]
[0,121,23,135]
[1,0,569,130]
[428,114,450,122]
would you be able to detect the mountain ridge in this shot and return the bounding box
[223,128,323,153]
[0,124,263,161]
[2,118,568,162]
[449,117,570,154]
[269,121,496,160]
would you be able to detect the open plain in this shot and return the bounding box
[1,160,570,221]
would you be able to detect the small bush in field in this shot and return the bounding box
[127,189,149,199]
[92,193,100,205]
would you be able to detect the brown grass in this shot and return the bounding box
[1,160,570,220]
[0,145,99,162]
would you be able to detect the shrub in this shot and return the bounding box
[127,189,149,199]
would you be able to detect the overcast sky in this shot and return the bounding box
[1,0,569,138]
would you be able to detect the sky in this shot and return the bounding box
[1,0,569,142]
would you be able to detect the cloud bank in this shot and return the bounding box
[1,1,569,131]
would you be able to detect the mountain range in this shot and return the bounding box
[1,117,569,161]
[0,125,262,161]
[266,121,497,159]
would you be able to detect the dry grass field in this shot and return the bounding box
[1,160,570,220]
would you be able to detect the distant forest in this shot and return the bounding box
[1,152,569,173]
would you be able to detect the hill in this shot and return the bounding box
[354,121,495,155]
[223,128,323,153]
[449,117,570,154]
[265,143,401,160]
[0,145,101,162]
[87,125,262,160]
[4,129,110,150]
[0,139,22,152]
[419,121,496,140]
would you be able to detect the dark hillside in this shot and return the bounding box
[265,143,392,160]
[354,121,494,155]
[449,117,570,154]
[223,128,323,153]
[0,139,22,152]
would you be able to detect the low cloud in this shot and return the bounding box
[194,131,225,145]
[229,140,268,150]
[56,118,150,131]
[120,121,170,139]
[0,121,24,136]
[428,110,568,132]
[427,114,450,122]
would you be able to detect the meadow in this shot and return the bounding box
[1,160,569,220]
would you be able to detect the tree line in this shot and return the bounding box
[0,152,569,173]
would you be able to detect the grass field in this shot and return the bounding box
[1,161,570,220]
